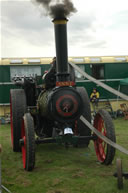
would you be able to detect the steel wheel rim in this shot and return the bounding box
[21,120,26,169]
[94,114,107,163]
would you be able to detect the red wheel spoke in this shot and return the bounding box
[103,129,106,136]
[100,120,104,128]
[102,142,107,159]
[99,143,106,159]
[103,141,106,150]
[94,114,107,162]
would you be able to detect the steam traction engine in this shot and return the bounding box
[10,18,116,171]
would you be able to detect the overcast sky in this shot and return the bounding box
[1,0,128,58]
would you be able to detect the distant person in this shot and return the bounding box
[90,88,100,111]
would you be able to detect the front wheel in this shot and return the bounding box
[21,113,35,171]
[93,109,116,165]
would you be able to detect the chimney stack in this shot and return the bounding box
[53,18,69,82]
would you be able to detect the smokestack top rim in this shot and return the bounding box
[52,17,68,23]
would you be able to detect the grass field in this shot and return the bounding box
[0,118,128,193]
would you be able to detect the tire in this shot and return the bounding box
[76,87,91,146]
[116,159,123,189]
[93,109,116,165]
[10,89,27,152]
[21,113,35,171]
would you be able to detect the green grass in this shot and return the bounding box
[0,118,128,193]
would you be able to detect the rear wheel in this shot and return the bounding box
[21,113,35,171]
[76,87,91,146]
[10,89,26,152]
[93,109,116,165]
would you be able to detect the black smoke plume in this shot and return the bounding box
[33,0,77,19]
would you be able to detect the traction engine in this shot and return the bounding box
[10,17,116,171]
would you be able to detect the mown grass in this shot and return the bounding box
[0,118,128,193]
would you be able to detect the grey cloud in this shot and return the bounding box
[1,1,55,48]
[1,1,52,31]
[68,14,96,32]
[86,40,107,48]
[68,31,96,45]
[68,30,107,49]
[68,13,97,46]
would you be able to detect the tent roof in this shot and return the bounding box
[120,78,128,85]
